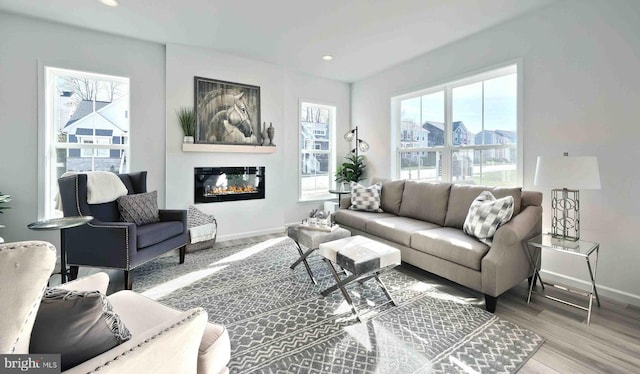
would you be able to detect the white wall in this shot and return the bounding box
[351,0,640,305]
[0,12,166,247]
[165,44,351,240]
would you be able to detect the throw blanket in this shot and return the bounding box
[57,171,128,208]
[189,223,216,244]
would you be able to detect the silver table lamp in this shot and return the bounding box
[534,153,600,241]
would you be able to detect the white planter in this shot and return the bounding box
[183,136,194,144]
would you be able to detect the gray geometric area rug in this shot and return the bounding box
[133,237,544,373]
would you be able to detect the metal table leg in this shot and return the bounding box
[290,241,317,285]
[374,274,396,306]
[586,244,600,324]
[525,242,545,303]
[323,258,360,321]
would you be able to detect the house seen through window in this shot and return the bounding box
[393,64,520,186]
[300,102,336,200]
[44,67,130,218]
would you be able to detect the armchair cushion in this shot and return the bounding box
[136,221,184,249]
[117,190,160,225]
[30,288,132,371]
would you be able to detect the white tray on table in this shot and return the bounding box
[297,223,340,232]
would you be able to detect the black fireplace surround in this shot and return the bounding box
[194,167,265,203]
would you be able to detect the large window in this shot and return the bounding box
[299,102,336,200]
[393,64,520,186]
[43,67,130,218]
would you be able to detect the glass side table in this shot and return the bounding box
[28,216,93,283]
[526,233,600,325]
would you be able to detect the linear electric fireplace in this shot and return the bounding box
[194,167,265,203]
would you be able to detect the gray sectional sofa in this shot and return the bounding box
[334,178,542,312]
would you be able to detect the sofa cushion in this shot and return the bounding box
[117,190,160,225]
[349,182,383,212]
[410,227,490,271]
[137,221,184,249]
[333,209,395,232]
[30,288,131,371]
[463,191,514,245]
[444,185,521,229]
[366,216,440,247]
[398,181,452,226]
[379,180,405,215]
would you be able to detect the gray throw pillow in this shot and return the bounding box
[30,288,132,371]
[117,190,160,225]
[349,182,383,212]
[463,191,514,245]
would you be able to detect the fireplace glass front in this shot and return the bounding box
[194,167,265,203]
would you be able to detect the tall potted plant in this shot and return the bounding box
[176,107,196,143]
[335,154,366,190]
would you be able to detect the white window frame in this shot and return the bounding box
[40,66,130,219]
[79,136,111,158]
[298,100,337,201]
[391,61,523,186]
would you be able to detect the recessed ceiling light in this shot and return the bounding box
[100,0,119,7]
[322,55,333,61]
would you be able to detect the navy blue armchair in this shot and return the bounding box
[57,171,187,290]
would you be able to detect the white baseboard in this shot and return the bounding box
[540,269,640,307]
[217,226,285,242]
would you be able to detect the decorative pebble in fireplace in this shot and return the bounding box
[194,167,265,203]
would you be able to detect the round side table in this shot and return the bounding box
[28,216,93,283]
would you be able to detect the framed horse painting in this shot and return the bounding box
[194,76,261,145]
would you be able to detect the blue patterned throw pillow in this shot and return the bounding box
[463,191,514,245]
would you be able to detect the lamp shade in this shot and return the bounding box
[534,156,601,189]
[344,130,355,142]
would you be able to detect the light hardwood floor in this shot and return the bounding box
[75,233,640,373]
[217,233,640,373]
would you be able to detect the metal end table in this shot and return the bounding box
[526,233,600,324]
[28,216,93,283]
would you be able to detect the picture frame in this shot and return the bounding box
[194,76,261,145]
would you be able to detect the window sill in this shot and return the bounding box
[298,195,335,204]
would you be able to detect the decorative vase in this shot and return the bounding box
[267,122,275,146]
[261,122,268,146]
[183,136,194,144]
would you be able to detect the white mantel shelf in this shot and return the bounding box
[182,143,277,153]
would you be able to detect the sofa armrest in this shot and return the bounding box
[339,195,351,209]
[481,205,542,296]
[57,272,110,294]
[159,209,187,223]
[63,308,207,374]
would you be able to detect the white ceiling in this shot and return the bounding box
[0,0,556,82]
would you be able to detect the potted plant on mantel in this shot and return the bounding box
[176,107,195,144]
[334,154,366,191]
